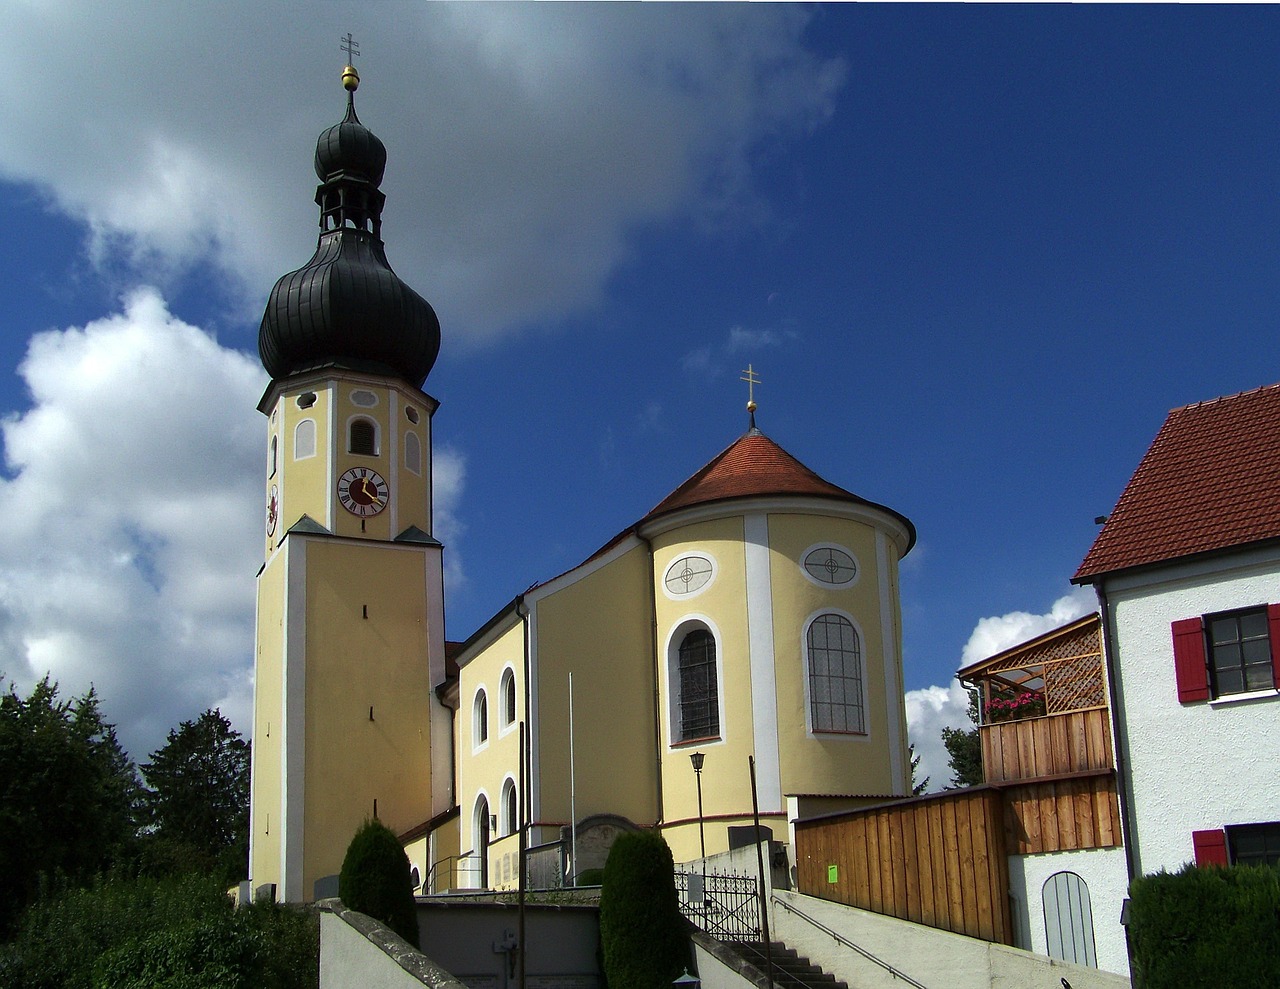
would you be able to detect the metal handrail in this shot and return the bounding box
[771,894,930,989]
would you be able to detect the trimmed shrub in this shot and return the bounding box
[1129,863,1280,988]
[598,830,690,989]
[338,819,419,949]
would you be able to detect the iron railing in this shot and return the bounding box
[675,871,762,941]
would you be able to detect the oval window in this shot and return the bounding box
[664,555,714,596]
[804,546,857,585]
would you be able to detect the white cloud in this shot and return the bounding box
[726,326,782,353]
[433,447,468,594]
[960,587,1096,667]
[906,681,975,793]
[0,289,265,759]
[0,289,470,760]
[683,323,793,376]
[1,4,844,339]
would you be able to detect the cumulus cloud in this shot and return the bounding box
[0,289,265,758]
[1,4,844,339]
[906,681,975,793]
[905,587,1098,791]
[959,587,1096,668]
[0,289,470,760]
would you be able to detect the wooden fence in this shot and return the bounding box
[980,707,1112,783]
[795,788,1012,945]
[1003,772,1121,855]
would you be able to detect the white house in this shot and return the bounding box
[1073,383,1280,878]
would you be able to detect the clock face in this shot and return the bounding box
[266,484,279,537]
[338,467,388,517]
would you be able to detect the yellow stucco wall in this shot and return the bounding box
[250,548,286,891]
[768,513,901,797]
[299,538,436,898]
[652,516,753,854]
[532,542,659,834]
[456,616,525,887]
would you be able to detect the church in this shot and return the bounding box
[248,65,916,903]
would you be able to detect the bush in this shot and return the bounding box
[338,819,419,948]
[599,830,689,989]
[1129,862,1280,988]
[0,872,317,989]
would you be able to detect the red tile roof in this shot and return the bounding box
[642,430,912,545]
[1074,383,1280,581]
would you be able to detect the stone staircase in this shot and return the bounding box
[722,941,850,989]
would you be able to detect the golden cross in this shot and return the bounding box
[740,364,761,411]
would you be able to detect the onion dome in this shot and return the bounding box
[259,65,440,388]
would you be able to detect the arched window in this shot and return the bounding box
[349,417,377,456]
[473,794,491,888]
[405,431,422,475]
[502,777,518,835]
[677,629,719,742]
[807,614,865,733]
[473,689,488,748]
[294,418,316,460]
[268,435,277,477]
[500,668,517,730]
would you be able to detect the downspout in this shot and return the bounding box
[640,531,665,827]
[1094,580,1137,886]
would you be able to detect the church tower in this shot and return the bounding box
[249,63,451,902]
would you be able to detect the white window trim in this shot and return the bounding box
[294,418,317,461]
[664,615,726,749]
[661,551,718,601]
[501,776,518,836]
[472,687,490,752]
[404,430,422,476]
[799,542,860,589]
[801,607,871,740]
[499,665,518,737]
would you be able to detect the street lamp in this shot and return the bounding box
[690,752,706,862]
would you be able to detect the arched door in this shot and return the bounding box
[1042,871,1096,967]
[475,796,491,889]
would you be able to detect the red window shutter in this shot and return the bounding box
[1192,828,1228,867]
[1171,617,1209,702]
[1268,604,1280,690]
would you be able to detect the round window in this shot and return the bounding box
[803,546,857,585]
[664,555,714,596]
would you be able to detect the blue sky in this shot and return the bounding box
[2,4,1278,788]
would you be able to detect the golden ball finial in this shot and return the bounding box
[747,400,757,413]
[342,64,360,92]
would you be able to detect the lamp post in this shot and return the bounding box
[690,752,706,862]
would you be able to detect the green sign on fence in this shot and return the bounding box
[827,864,838,884]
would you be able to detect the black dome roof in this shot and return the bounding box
[259,70,439,388]
[314,99,386,185]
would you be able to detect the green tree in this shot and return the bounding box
[140,709,250,884]
[339,819,419,949]
[909,743,929,795]
[0,675,141,935]
[941,687,983,789]
[599,830,689,989]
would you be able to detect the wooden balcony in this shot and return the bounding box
[980,706,1114,784]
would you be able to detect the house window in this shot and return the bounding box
[1208,608,1273,696]
[500,668,516,729]
[1172,605,1280,702]
[1228,823,1280,868]
[677,629,719,742]
[349,417,378,456]
[473,689,488,749]
[294,419,316,460]
[807,613,865,734]
[502,778,518,835]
